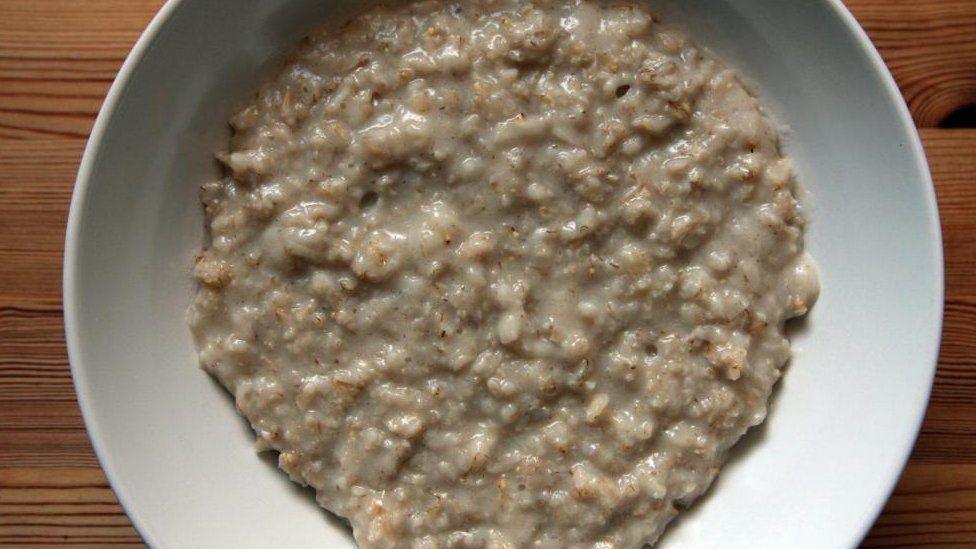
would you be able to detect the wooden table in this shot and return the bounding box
[0,0,973,546]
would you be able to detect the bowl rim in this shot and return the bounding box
[63,0,944,546]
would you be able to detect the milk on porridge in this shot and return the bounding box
[188,0,819,546]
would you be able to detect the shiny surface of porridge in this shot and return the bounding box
[188,0,819,546]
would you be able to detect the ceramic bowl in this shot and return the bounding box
[64,0,943,546]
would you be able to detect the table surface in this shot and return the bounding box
[1,0,974,546]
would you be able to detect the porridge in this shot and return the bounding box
[188,0,819,547]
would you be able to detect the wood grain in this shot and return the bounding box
[0,0,973,138]
[864,464,976,548]
[846,0,976,128]
[0,140,78,300]
[0,468,141,546]
[0,0,164,139]
[0,0,973,546]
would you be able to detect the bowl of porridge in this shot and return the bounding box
[64,0,942,548]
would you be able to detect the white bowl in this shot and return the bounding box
[64,0,943,547]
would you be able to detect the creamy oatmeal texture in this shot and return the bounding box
[188,0,819,546]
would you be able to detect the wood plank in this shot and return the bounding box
[931,297,976,406]
[0,132,971,540]
[3,460,974,546]
[0,126,971,533]
[911,402,976,464]
[922,129,976,298]
[0,299,74,404]
[0,130,968,303]
[863,463,976,547]
[0,131,970,403]
[845,0,976,128]
[0,140,82,299]
[0,467,142,546]
[0,0,974,546]
[0,0,164,139]
[0,432,98,468]
[0,0,973,137]
[0,401,82,431]
[0,401,92,468]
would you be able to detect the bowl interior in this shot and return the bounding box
[66,0,942,547]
